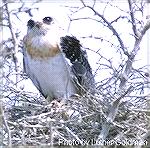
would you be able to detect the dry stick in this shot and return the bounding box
[97,16,150,143]
[97,86,133,142]
[128,0,138,38]
[78,3,129,142]
[4,2,19,87]
[49,121,53,146]
[2,109,12,146]
[65,126,83,145]
[79,0,150,142]
[85,5,129,57]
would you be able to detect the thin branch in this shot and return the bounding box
[94,3,150,141]
[65,126,83,144]
[86,5,129,57]
[92,0,96,8]
[140,20,150,37]
[101,15,150,142]
[4,2,19,86]
[131,20,150,60]
[2,109,12,146]
[80,0,86,7]
[110,16,126,24]
[0,24,9,27]
[128,0,138,38]
[120,13,150,89]
[98,86,133,141]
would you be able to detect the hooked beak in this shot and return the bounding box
[27,19,42,29]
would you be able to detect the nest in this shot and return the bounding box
[2,89,150,147]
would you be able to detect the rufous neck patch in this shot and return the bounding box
[23,35,61,59]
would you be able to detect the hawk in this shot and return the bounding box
[23,16,95,102]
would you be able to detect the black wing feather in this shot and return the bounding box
[60,36,95,93]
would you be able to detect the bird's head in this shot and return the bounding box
[27,16,56,36]
[23,16,62,58]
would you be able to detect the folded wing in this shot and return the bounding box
[60,36,95,94]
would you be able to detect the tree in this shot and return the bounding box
[1,0,150,147]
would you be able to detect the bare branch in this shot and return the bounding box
[110,16,126,24]
[128,0,138,38]
[98,86,133,141]
[2,108,12,146]
[86,5,129,57]
[65,126,83,144]
[92,0,96,8]
[141,20,150,37]
[80,0,86,7]
[95,2,150,142]
[131,20,150,61]
[4,2,19,86]
[0,23,9,27]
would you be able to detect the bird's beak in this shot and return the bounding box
[27,19,35,28]
[27,19,42,29]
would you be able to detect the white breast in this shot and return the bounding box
[26,53,76,101]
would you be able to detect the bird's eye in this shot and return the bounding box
[43,17,53,25]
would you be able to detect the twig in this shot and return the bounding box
[119,20,150,88]
[86,6,129,57]
[128,0,138,38]
[2,109,12,146]
[4,2,19,87]
[49,121,53,146]
[65,126,83,145]
[92,0,96,8]
[98,86,133,141]
[110,16,126,24]
[80,0,86,7]
[97,10,150,142]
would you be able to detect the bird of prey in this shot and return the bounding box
[23,16,95,102]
